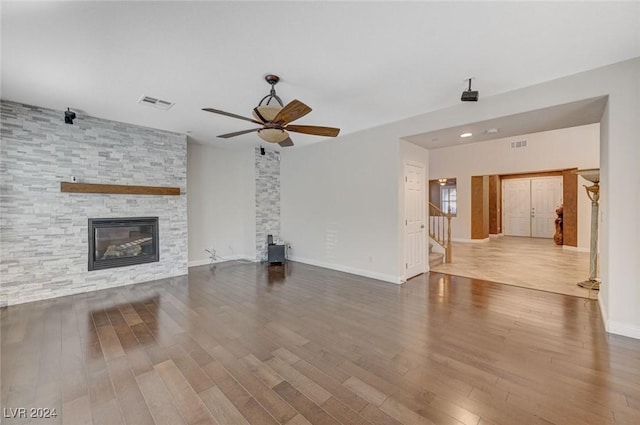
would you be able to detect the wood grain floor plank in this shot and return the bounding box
[118,304,144,326]
[272,381,341,425]
[292,358,369,412]
[136,369,189,425]
[95,326,125,361]
[62,395,93,425]
[91,398,125,425]
[380,397,439,425]
[208,345,298,423]
[359,404,404,425]
[426,396,482,425]
[87,368,116,407]
[266,355,332,405]
[167,345,215,394]
[199,385,249,425]
[105,356,155,425]
[320,396,374,425]
[154,359,217,425]
[285,414,313,425]
[343,376,388,407]
[201,359,281,425]
[3,263,640,425]
[240,353,285,388]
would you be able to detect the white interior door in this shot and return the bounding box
[531,177,563,238]
[503,179,531,236]
[404,162,425,279]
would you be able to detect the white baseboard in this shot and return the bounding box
[598,296,640,340]
[598,293,608,330]
[288,256,402,285]
[562,245,590,253]
[606,320,640,340]
[452,237,490,243]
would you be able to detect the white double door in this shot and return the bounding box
[503,177,562,238]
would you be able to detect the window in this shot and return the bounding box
[441,185,457,215]
[429,177,457,215]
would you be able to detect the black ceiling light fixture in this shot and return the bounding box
[461,78,479,102]
[64,108,76,124]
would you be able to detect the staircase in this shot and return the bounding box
[429,243,445,268]
[428,202,453,265]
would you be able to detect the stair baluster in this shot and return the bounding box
[428,202,452,263]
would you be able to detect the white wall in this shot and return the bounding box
[281,130,401,283]
[428,124,599,248]
[187,143,255,265]
[281,58,638,338]
[389,58,637,339]
[194,58,637,339]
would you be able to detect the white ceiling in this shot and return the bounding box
[2,1,639,149]
[405,96,609,149]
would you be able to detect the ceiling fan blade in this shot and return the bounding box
[278,138,294,147]
[285,125,340,137]
[217,128,260,139]
[272,99,312,125]
[203,108,263,125]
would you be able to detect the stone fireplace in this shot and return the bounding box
[88,217,159,271]
[0,101,187,306]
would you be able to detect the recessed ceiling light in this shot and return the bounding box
[459,132,473,138]
[485,128,499,134]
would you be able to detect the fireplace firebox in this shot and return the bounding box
[88,217,159,271]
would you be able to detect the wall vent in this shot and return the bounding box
[138,95,175,110]
[510,139,527,149]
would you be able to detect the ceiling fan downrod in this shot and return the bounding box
[258,74,283,107]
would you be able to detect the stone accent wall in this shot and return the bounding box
[255,147,280,261]
[0,101,188,306]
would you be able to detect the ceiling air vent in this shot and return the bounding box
[510,139,527,149]
[138,95,175,110]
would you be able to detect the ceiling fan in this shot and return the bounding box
[202,74,340,147]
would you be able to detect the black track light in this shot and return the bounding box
[461,78,479,102]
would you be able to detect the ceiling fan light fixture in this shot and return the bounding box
[258,128,289,143]
[253,105,282,122]
[203,74,339,147]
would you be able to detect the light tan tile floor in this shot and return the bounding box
[430,236,597,299]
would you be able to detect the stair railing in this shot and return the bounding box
[428,202,452,263]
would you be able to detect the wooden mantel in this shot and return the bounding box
[60,182,180,196]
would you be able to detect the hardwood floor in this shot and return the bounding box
[2,261,639,425]
[432,236,592,298]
